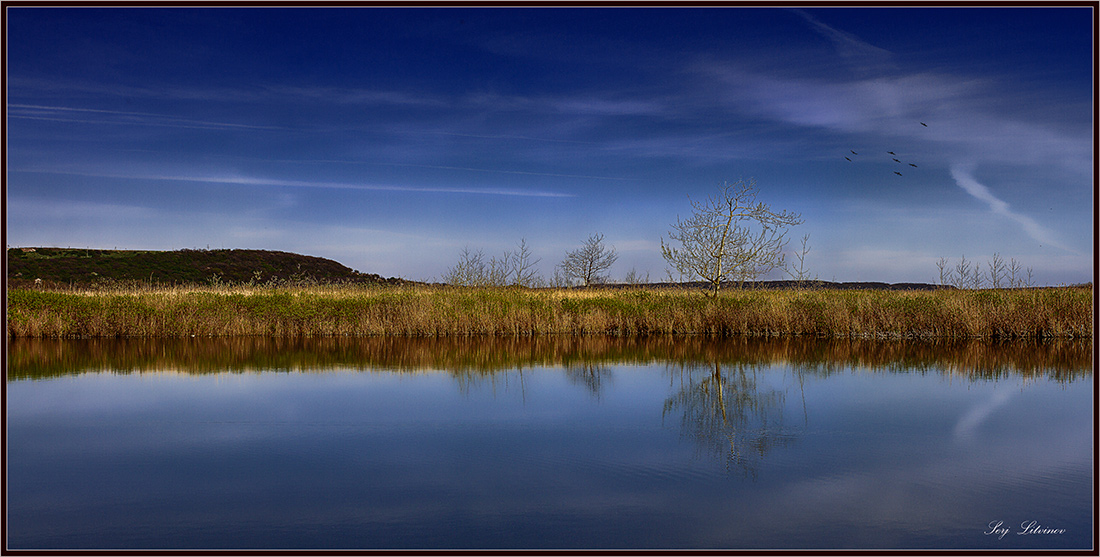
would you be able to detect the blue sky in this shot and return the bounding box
[5,6,1094,285]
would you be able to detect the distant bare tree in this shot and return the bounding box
[443,239,543,287]
[560,233,618,287]
[508,239,542,287]
[953,255,972,289]
[939,254,1037,290]
[664,267,686,284]
[783,233,815,286]
[623,267,650,286]
[442,247,488,286]
[988,253,1006,289]
[485,254,510,286]
[1010,258,1035,288]
[970,264,985,290]
[1008,258,1022,288]
[661,179,802,296]
[936,256,954,287]
[549,267,570,288]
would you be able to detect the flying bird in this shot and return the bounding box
[894,171,903,176]
[850,150,858,155]
[887,151,896,155]
[893,158,901,163]
[845,157,852,162]
[920,122,928,127]
[909,163,917,167]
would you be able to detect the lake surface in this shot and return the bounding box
[6,336,1093,550]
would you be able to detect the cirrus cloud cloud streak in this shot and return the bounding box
[949,164,1077,255]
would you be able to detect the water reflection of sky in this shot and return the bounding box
[6,362,1092,550]
[764,368,1092,549]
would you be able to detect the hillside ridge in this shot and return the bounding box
[8,247,970,291]
[6,247,408,287]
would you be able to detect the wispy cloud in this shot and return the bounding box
[14,169,576,198]
[694,61,1092,178]
[547,97,667,116]
[458,90,670,121]
[7,103,289,131]
[7,197,157,221]
[790,9,895,74]
[258,85,450,107]
[403,130,600,145]
[699,64,966,133]
[109,149,630,181]
[255,157,633,181]
[8,77,450,108]
[949,163,1076,254]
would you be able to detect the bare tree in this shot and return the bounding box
[953,255,972,289]
[662,179,802,295]
[485,253,510,286]
[622,267,650,286]
[549,266,570,288]
[1008,258,1022,288]
[560,233,618,287]
[970,264,985,290]
[936,256,954,287]
[442,247,488,286]
[443,239,543,287]
[783,233,815,287]
[988,253,1006,289]
[939,255,1033,290]
[509,239,542,287]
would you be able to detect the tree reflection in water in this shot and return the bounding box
[663,360,797,477]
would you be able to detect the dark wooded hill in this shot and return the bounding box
[8,247,956,291]
[6,248,409,287]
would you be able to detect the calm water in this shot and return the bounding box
[6,337,1093,550]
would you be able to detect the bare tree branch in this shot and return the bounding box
[560,233,618,286]
[662,179,802,295]
[784,233,815,287]
[444,239,544,287]
[936,256,954,287]
[988,253,1006,289]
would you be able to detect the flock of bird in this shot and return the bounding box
[844,122,928,176]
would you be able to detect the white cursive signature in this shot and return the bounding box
[985,520,1011,540]
[1017,520,1066,536]
[986,520,1066,540]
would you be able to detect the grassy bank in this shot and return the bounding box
[6,284,1093,339]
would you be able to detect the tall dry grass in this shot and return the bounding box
[6,283,1093,339]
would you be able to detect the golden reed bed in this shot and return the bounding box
[6,284,1093,339]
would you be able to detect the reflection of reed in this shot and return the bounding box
[564,362,610,396]
[7,336,1091,383]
